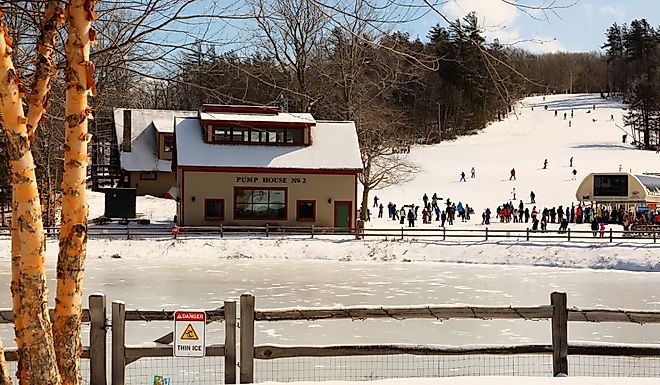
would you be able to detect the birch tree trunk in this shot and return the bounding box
[26,1,63,142]
[0,14,61,385]
[54,1,95,383]
[0,337,10,385]
[10,203,27,385]
[11,3,63,384]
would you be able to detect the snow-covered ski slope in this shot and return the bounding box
[374,93,657,221]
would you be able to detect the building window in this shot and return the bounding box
[211,125,305,145]
[205,199,225,220]
[235,187,286,220]
[140,172,157,180]
[213,127,232,142]
[296,200,315,222]
[163,135,174,152]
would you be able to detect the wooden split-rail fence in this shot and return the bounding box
[3,292,660,384]
[0,225,658,244]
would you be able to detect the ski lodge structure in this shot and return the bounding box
[113,105,363,229]
[575,173,660,210]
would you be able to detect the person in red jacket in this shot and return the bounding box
[510,168,516,180]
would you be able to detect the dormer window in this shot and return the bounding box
[211,125,305,145]
[199,105,313,146]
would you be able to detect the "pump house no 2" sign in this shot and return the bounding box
[174,311,206,357]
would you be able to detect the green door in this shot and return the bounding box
[334,202,351,229]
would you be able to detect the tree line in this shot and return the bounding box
[158,11,610,142]
[602,19,660,150]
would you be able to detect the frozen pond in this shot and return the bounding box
[2,258,660,347]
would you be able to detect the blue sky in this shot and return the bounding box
[399,0,659,53]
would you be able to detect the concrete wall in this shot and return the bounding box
[179,169,356,227]
[129,171,176,197]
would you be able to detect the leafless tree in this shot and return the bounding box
[250,0,328,112]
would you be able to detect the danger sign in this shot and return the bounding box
[174,311,206,357]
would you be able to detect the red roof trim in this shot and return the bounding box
[179,166,361,175]
[200,105,280,114]
[201,120,313,129]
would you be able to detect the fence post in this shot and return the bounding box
[220,223,224,238]
[224,300,237,385]
[654,230,656,243]
[609,228,613,242]
[126,224,130,241]
[400,227,404,240]
[112,301,126,385]
[442,227,446,241]
[567,228,571,242]
[526,228,529,241]
[551,292,568,377]
[311,225,314,239]
[240,293,255,384]
[265,224,269,237]
[485,227,488,241]
[89,293,107,385]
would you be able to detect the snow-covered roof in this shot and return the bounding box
[119,134,171,172]
[199,111,315,125]
[635,175,660,196]
[175,118,362,171]
[113,108,196,172]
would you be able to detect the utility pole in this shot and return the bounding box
[569,70,573,94]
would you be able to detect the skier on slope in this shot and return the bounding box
[530,191,536,203]
[460,171,466,182]
[543,159,548,169]
[510,168,516,180]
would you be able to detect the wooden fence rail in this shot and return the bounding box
[239,292,660,383]
[0,225,655,244]
[1,293,107,385]
[4,293,660,384]
[110,300,236,385]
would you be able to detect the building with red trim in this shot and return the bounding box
[174,105,362,228]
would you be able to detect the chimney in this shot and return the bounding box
[122,109,132,152]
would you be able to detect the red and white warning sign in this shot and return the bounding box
[174,311,206,357]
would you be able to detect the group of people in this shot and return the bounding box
[371,192,660,237]
[488,201,571,232]
[373,194,474,227]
